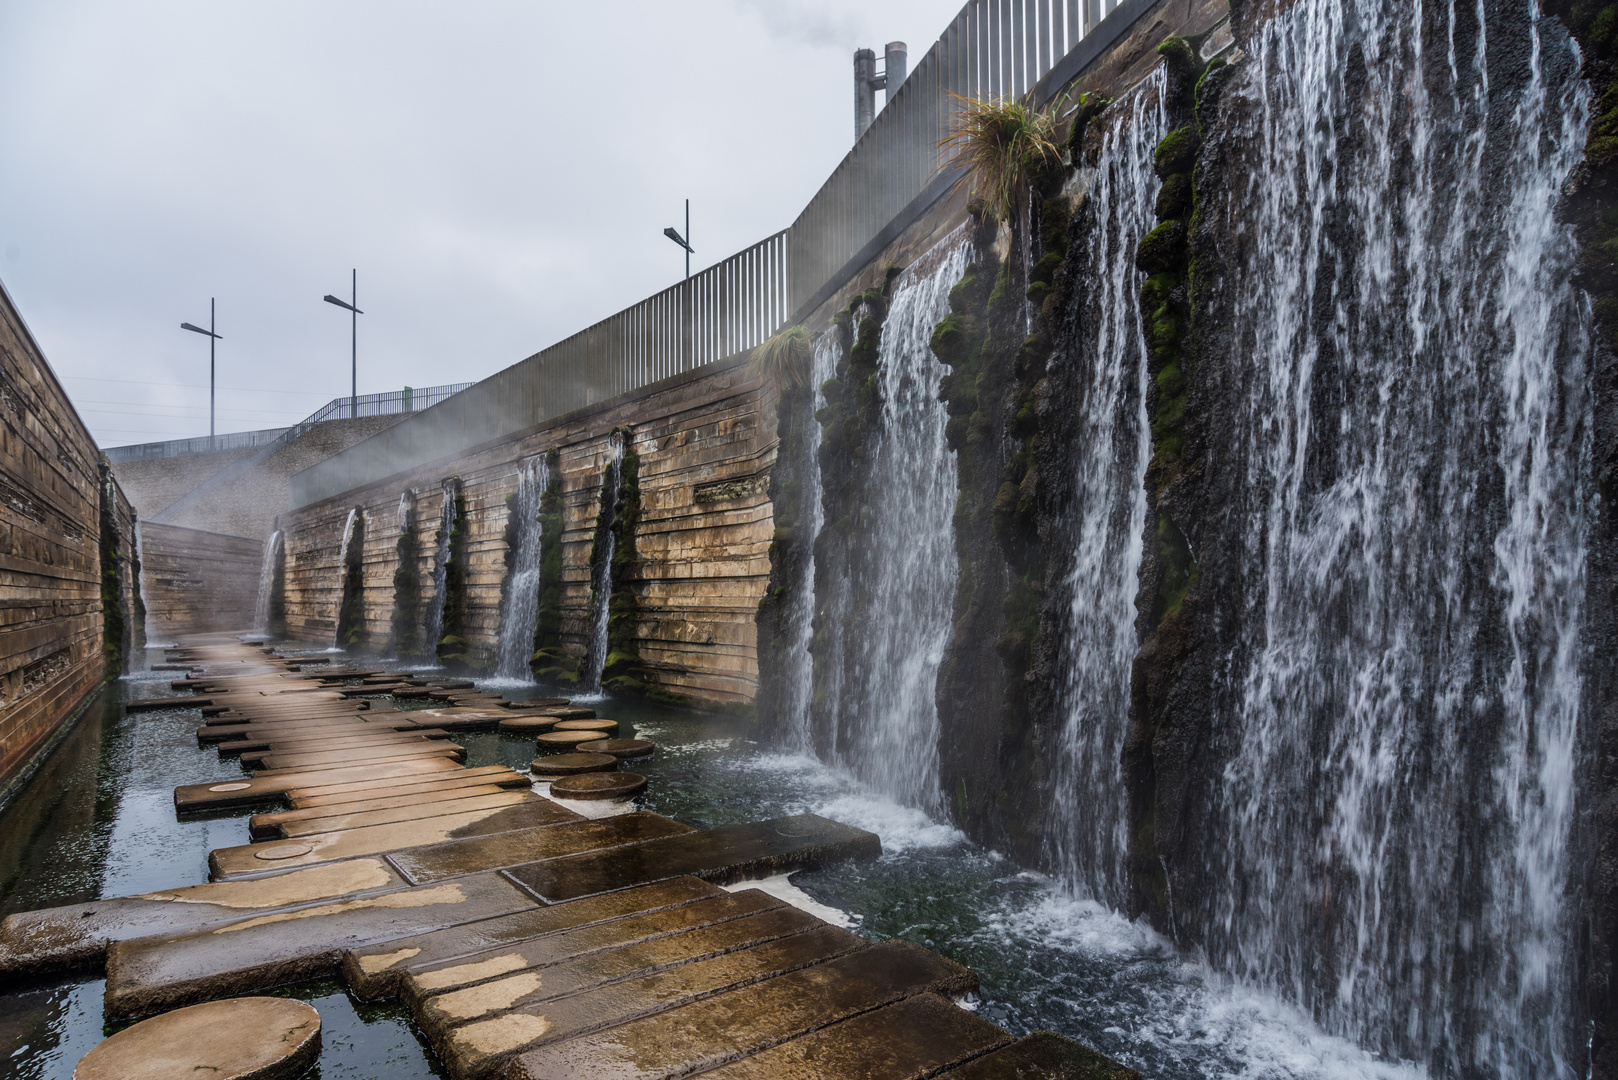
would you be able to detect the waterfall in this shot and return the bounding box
[1043,76,1167,904]
[330,509,360,649]
[581,431,626,695]
[811,236,970,810]
[778,333,842,750]
[495,456,550,680]
[1192,0,1590,1073]
[422,479,458,664]
[252,530,284,636]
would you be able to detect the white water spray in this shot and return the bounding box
[495,456,550,680]
[252,529,284,636]
[581,432,626,695]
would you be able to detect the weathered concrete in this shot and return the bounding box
[505,814,882,902]
[434,923,867,1080]
[103,871,537,1019]
[249,784,520,838]
[270,791,542,839]
[72,996,321,1080]
[934,1031,1143,1079]
[175,757,468,812]
[284,766,533,808]
[503,940,975,1080]
[692,993,1013,1080]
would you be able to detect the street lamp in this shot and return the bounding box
[180,299,222,449]
[663,199,693,280]
[323,269,363,418]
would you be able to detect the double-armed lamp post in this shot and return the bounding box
[664,200,693,280]
[180,299,222,449]
[323,269,363,418]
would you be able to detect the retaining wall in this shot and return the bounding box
[138,522,262,638]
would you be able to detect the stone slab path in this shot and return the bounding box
[5,637,1137,1080]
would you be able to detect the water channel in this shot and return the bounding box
[1,649,1427,1080]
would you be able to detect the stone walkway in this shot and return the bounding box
[0,636,1137,1080]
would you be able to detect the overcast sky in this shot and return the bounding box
[0,0,952,448]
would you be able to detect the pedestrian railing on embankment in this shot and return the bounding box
[290,0,1154,509]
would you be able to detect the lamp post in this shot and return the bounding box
[180,299,222,449]
[323,270,363,418]
[663,200,693,280]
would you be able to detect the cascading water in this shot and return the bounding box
[580,432,626,695]
[494,456,550,680]
[421,479,458,664]
[252,530,284,636]
[777,332,842,750]
[810,236,970,811]
[1189,1,1591,1073]
[330,509,360,650]
[1042,75,1166,904]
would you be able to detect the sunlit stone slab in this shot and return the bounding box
[504,941,976,1080]
[0,859,405,975]
[250,784,516,838]
[385,812,696,886]
[253,743,465,771]
[103,871,536,1020]
[436,923,867,1080]
[504,814,882,902]
[284,766,530,808]
[209,801,584,879]
[175,757,463,812]
[274,791,542,839]
[343,877,723,1000]
[690,993,1012,1080]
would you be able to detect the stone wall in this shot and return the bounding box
[280,355,774,705]
[138,522,262,638]
[0,282,137,802]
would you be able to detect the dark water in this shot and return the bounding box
[0,656,1422,1079]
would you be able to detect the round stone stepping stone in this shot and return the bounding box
[73,996,320,1080]
[521,698,571,707]
[497,715,561,733]
[577,738,655,760]
[549,771,647,801]
[551,718,618,732]
[531,752,619,777]
[529,705,596,720]
[536,729,614,748]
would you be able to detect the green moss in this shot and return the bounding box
[1063,90,1112,165]
[1153,125,1198,181]
[1135,220,1189,275]
[1152,513,1200,623]
[436,488,469,667]
[1156,36,1201,109]
[1155,173,1192,220]
[391,498,422,657]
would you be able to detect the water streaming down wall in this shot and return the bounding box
[251,530,284,636]
[581,432,627,695]
[330,509,360,649]
[777,333,843,751]
[809,237,970,811]
[1177,0,1592,1072]
[495,456,550,680]
[1041,76,1167,905]
[422,479,459,664]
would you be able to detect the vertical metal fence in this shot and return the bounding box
[292,0,1148,508]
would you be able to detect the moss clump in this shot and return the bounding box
[336,511,367,651]
[1064,91,1112,166]
[529,450,573,682]
[390,497,422,657]
[1153,125,1198,180]
[436,488,470,668]
[97,465,126,676]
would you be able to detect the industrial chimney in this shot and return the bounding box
[853,41,908,140]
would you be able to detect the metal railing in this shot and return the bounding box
[291,0,1151,508]
[105,382,472,464]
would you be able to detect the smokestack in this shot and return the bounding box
[883,42,907,102]
[854,48,877,139]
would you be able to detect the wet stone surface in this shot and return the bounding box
[548,772,646,801]
[73,996,321,1080]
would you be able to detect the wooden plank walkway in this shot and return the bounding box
[0,636,1140,1080]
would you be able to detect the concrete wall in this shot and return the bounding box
[0,281,136,801]
[281,354,774,705]
[111,415,409,543]
[138,522,262,638]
